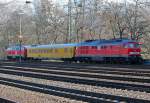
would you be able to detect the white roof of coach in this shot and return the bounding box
[27,43,78,49]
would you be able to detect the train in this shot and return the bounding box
[6,38,143,64]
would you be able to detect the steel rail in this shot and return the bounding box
[0,68,150,92]
[0,77,149,103]
[0,98,16,103]
[1,66,150,84]
[2,64,150,77]
[2,62,150,73]
[2,61,150,69]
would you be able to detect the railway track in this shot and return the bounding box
[21,64,150,77]
[1,66,150,84]
[0,65,150,93]
[2,62,150,78]
[0,77,149,103]
[0,61,150,102]
[0,98,16,103]
[2,61,150,69]
[3,61,150,72]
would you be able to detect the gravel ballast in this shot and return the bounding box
[0,84,85,103]
[0,73,150,101]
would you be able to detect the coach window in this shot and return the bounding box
[44,50,46,53]
[45,49,48,53]
[45,49,47,53]
[55,49,58,53]
[43,49,45,53]
[128,44,134,48]
[64,48,68,52]
[37,50,39,53]
[49,49,52,53]
[38,50,40,53]
[70,48,73,52]
[42,50,44,53]
[47,49,49,53]
[39,50,41,53]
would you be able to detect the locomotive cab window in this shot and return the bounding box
[124,43,140,48]
[128,44,134,48]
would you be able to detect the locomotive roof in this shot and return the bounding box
[78,39,137,46]
[6,45,32,50]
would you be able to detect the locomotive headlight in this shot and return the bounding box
[129,52,140,54]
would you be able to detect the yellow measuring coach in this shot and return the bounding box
[27,44,76,59]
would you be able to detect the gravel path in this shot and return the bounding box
[0,73,150,101]
[0,84,85,103]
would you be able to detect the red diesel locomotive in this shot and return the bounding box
[75,39,143,63]
[6,45,27,60]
